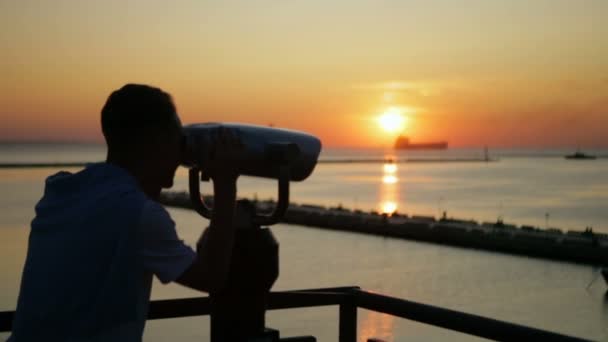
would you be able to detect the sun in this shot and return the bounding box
[377,107,407,133]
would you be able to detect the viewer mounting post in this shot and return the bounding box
[188,140,318,342]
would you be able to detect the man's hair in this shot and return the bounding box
[101,84,177,149]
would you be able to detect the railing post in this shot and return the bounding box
[339,292,357,342]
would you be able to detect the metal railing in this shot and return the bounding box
[0,286,593,341]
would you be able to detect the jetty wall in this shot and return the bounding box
[159,192,608,266]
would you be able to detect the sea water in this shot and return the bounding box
[1,144,607,341]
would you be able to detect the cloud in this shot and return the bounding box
[351,81,441,97]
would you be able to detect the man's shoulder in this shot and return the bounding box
[85,163,149,210]
[33,163,148,229]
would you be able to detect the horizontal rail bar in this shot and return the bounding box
[0,290,351,332]
[287,286,361,293]
[148,289,354,320]
[268,291,351,310]
[354,290,592,342]
[0,286,596,342]
[148,297,210,320]
[151,292,352,320]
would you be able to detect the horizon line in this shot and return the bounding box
[1,140,608,151]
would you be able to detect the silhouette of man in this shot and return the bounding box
[10,84,240,341]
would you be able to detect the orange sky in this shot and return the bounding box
[1,0,607,148]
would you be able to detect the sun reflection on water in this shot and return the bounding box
[383,163,397,174]
[381,201,398,214]
[359,310,396,342]
[382,175,398,184]
[379,160,399,216]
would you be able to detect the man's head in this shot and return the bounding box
[101,84,183,193]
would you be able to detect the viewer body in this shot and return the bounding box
[10,84,240,341]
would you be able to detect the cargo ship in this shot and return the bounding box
[394,136,448,150]
[565,151,596,160]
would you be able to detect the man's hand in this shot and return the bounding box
[205,126,244,184]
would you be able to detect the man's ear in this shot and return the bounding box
[140,126,164,148]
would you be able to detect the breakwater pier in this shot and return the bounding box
[160,191,608,266]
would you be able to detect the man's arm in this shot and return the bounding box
[175,127,242,293]
[175,177,237,293]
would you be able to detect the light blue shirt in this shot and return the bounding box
[10,163,196,341]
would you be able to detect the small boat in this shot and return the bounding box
[565,151,596,160]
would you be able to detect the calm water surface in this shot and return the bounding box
[1,144,607,341]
